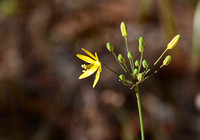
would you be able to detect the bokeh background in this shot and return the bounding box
[0,0,200,139]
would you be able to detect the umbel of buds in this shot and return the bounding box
[101,22,181,140]
[105,21,180,87]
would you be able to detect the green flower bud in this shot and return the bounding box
[135,60,140,67]
[127,51,133,60]
[138,37,145,53]
[139,44,144,53]
[118,54,125,63]
[106,42,114,52]
[142,59,149,69]
[139,37,145,46]
[167,34,180,50]
[133,68,138,76]
[120,22,128,37]
[163,55,172,66]
[119,74,125,82]
[137,73,145,82]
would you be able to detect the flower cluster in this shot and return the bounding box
[76,22,180,88]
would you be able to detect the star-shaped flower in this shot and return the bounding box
[76,48,102,88]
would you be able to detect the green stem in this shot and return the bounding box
[112,52,127,73]
[129,59,135,74]
[125,37,134,74]
[123,62,134,82]
[102,62,119,76]
[134,85,145,140]
[125,37,129,52]
[145,65,164,80]
[138,51,144,73]
[131,59,135,73]
[124,63,130,74]
[145,48,168,74]
[122,81,133,86]
[154,48,168,65]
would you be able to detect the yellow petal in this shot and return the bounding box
[82,48,97,60]
[95,53,99,62]
[76,54,95,63]
[93,66,101,88]
[79,65,98,79]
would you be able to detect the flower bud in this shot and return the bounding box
[127,51,133,60]
[118,54,125,63]
[142,59,149,69]
[163,55,172,66]
[106,42,114,52]
[167,34,180,50]
[137,73,145,82]
[139,37,145,46]
[133,69,138,76]
[139,44,144,53]
[119,74,125,82]
[120,22,128,37]
[135,60,140,67]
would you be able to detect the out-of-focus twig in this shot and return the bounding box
[157,0,177,39]
[192,0,200,71]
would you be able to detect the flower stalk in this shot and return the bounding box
[134,85,145,140]
[113,52,127,73]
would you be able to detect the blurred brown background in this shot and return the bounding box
[0,0,200,140]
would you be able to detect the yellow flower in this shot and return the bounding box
[76,48,102,88]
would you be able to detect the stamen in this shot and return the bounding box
[81,64,87,69]
[82,69,89,73]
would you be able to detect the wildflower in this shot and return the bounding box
[76,48,102,88]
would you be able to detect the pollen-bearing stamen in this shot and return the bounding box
[81,64,87,69]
